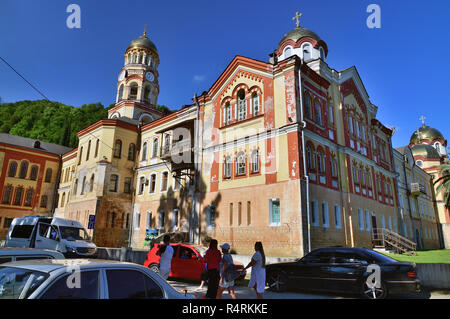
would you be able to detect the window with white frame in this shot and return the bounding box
[365,210,371,231]
[237,152,246,176]
[158,210,165,230]
[322,202,329,228]
[152,138,159,157]
[171,209,179,230]
[358,209,364,230]
[149,174,156,193]
[251,150,259,173]
[302,43,311,61]
[311,200,319,226]
[269,198,281,226]
[252,93,259,116]
[224,102,231,125]
[284,47,292,58]
[207,205,216,228]
[224,156,232,178]
[146,211,152,230]
[334,205,342,229]
[134,212,141,229]
[138,176,146,195]
[237,89,246,121]
[161,171,168,192]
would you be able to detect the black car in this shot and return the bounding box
[266,247,420,299]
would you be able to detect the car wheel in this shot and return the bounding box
[361,280,387,299]
[149,263,160,274]
[267,271,288,293]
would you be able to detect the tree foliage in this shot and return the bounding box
[0,100,108,148]
[434,163,450,209]
[0,100,174,148]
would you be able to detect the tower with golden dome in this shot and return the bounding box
[108,26,163,124]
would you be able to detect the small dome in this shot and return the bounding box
[279,27,323,47]
[127,35,158,53]
[410,144,440,159]
[410,125,445,144]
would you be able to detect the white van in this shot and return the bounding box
[5,216,97,258]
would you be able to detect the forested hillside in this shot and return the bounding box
[0,100,172,148]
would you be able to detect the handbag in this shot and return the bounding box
[223,264,240,282]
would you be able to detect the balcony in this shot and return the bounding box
[410,183,426,197]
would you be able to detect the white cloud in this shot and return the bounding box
[193,75,206,82]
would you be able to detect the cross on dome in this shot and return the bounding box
[292,11,302,28]
[419,115,426,127]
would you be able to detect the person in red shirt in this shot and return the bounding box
[203,239,222,298]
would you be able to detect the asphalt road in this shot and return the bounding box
[167,279,450,299]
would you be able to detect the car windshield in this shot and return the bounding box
[365,250,398,263]
[59,226,91,241]
[193,246,207,257]
[0,266,49,299]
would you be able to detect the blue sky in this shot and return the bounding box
[0,0,449,148]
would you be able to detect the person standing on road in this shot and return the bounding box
[244,241,266,299]
[216,243,237,299]
[156,234,173,280]
[203,239,222,299]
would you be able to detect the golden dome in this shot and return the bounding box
[410,125,445,144]
[279,27,322,47]
[410,144,440,159]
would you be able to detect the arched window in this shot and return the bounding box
[224,156,232,178]
[307,145,316,171]
[86,140,91,161]
[152,138,159,157]
[139,176,146,195]
[81,176,86,195]
[161,172,168,191]
[236,152,246,176]
[317,150,325,174]
[284,47,292,58]
[95,139,100,158]
[128,143,136,161]
[14,187,24,206]
[251,150,260,173]
[30,166,38,181]
[19,161,29,179]
[90,174,95,192]
[109,174,119,192]
[142,142,148,160]
[314,100,322,125]
[8,161,17,177]
[319,47,325,61]
[237,89,246,121]
[2,185,13,204]
[61,192,66,207]
[25,188,34,206]
[118,84,124,101]
[113,140,122,158]
[78,147,83,165]
[45,168,52,183]
[129,83,138,100]
[224,102,231,125]
[40,195,48,208]
[330,157,338,178]
[252,93,259,116]
[303,43,311,61]
[150,174,156,193]
[304,94,312,120]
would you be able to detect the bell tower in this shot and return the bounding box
[109,26,162,124]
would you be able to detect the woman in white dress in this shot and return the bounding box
[244,241,266,299]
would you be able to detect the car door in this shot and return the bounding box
[35,223,60,251]
[105,269,164,299]
[39,270,100,299]
[291,250,332,291]
[321,251,368,293]
[177,246,202,280]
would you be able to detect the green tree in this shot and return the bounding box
[434,163,450,209]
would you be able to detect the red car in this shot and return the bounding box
[144,243,246,281]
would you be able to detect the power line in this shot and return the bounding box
[0,56,50,101]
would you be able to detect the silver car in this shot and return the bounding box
[0,259,194,299]
[0,248,65,264]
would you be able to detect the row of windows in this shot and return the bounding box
[310,200,342,229]
[2,185,48,208]
[306,146,338,178]
[134,209,179,231]
[7,161,53,182]
[222,89,261,126]
[205,199,279,228]
[78,139,137,165]
[141,134,171,161]
[138,171,183,195]
[223,150,260,178]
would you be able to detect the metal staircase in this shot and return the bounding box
[371,228,417,256]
